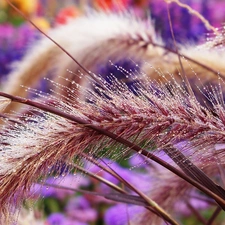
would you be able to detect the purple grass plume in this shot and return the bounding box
[1,66,225,224]
[2,1,225,224]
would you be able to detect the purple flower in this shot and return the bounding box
[0,23,36,77]
[30,174,90,200]
[65,196,97,222]
[149,0,211,45]
[104,204,144,225]
[85,158,152,209]
[47,213,88,225]
[128,154,147,169]
[47,213,65,225]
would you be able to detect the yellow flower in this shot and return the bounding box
[0,0,7,8]
[5,0,38,15]
[30,17,50,31]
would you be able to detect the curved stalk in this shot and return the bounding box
[1,91,225,210]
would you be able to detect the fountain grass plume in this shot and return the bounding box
[2,11,156,112]
[1,72,225,223]
[3,6,225,113]
[2,1,225,224]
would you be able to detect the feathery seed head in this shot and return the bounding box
[2,3,225,224]
[1,67,225,223]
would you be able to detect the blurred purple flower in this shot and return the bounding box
[129,154,147,169]
[149,0,211,45]
[86,158,151,195]
[208,1,225,27]
[31,174,90,200]
[47,212,88,225]
[47,213,65,225]
[0,23,36,78]
[104,204,144,225]
[65,196,97,222]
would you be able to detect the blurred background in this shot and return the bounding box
[1,0,225,79]
[1,1,225,225]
